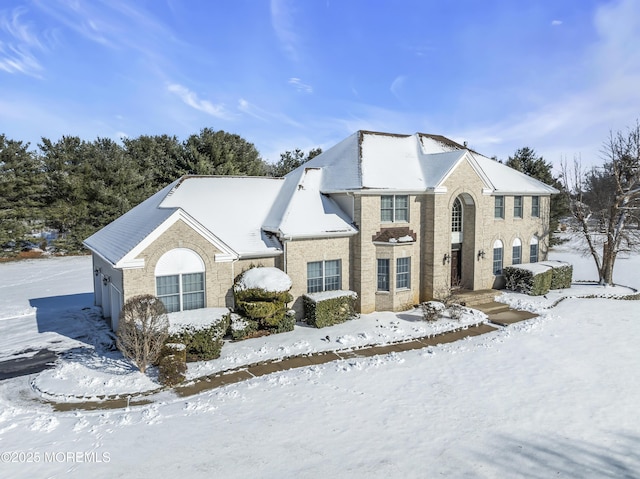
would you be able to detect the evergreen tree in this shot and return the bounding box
[0,135,45,245]
[268,147,322,177]
[122,134,186,195]
[182,128,267,176]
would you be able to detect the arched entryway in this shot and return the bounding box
[450,194,476,288]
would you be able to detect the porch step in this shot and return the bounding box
[471,301,511,315]
[452,289,500,307]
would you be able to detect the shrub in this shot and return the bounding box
[539,261,573,289]
[167,316,229,362]
[158,353,187,387]
[269,310,296,334]
[303,291,357,328]
[228,313,260,340]
[421,301,445,322]
[504,265,553,296]
[117,294,169,373]
[447,303,465,321]
[233,266,293,335]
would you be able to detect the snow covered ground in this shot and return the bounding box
[1,236,639,478]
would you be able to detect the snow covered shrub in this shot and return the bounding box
[447,303,465,321]
[539,261,573,289]
[233,266,293,334]
[504,265,552,296]
[421,301,445,322]
[158,343,187,387]
[116,294,169,374]
[228,312,259,340]
[303,291,357,328]
[167,316,229,362]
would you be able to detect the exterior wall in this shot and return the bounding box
[350,157,553,309]
[353,194,423,313]
[121,219,276,315]
[91,253,124,329]
[284,236,351,317]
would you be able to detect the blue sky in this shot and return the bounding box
[1,0,639,170]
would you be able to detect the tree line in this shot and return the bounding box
[0,128,320,252]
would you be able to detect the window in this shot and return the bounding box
[530,236,539,263]
[381,195,409,222]
[494,196,504,219]
[377,259,390,291]
[307,259,341,293]
[396,257,411,289]
[156,272,205,313]
[531,196,540,217]
[512,238,522,265]
[514,196,523,218]
[493,240,504,275]
[155,248,206,313]
[452,198,462,232]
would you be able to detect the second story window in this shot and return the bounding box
[494,196,504,219]
[514,196,523,218]
[531,196,540,217]
[381,195,409,222]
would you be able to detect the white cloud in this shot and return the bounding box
[271,0,300,61]
[167,83,231,119]
[288,77,312,93]
[551,20,563,26]
[390,75,407,102]
[0,7,46,77]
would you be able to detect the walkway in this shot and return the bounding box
[52,298,536,411]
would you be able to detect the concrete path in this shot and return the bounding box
[51,301,539,411]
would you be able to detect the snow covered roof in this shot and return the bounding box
[264,167,357,238]
[296,130,559,195]
[84,181,179,265]
[85,176,285,266]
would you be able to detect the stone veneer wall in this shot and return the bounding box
[122,219,276,310]
[350,157,552,309]
[284,236,351,318]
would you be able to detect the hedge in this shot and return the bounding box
[539,261,573,289]
[166,316,229,362]
[504,265,553,296]
[303,291,358,328]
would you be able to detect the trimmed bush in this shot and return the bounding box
[167,316,229,362]
[158,353,187,387]
[539,261,573,289]
[504,265,553,296]
[269,310,296,334]
[228,313,259,340]
[233,266,293,336]
[303,291,357,328]
[160,342,187,363]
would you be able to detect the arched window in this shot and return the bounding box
[451,197,463,243]
[452,198,462,232]
[493,239,504,275]
[530,236,539,263]
[512,238,522,265]
[155,248,205,313]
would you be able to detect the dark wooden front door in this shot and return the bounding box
[451,249,461,287]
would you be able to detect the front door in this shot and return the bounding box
[451,249,461,287]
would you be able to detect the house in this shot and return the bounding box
[84,130,558,329]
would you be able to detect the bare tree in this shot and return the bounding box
[562,122,640,285]
[117,295,170,373]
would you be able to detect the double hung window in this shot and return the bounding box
[307,260,342,293]
[381,195,409,222]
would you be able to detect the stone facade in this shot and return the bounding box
[91,150,552,324]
